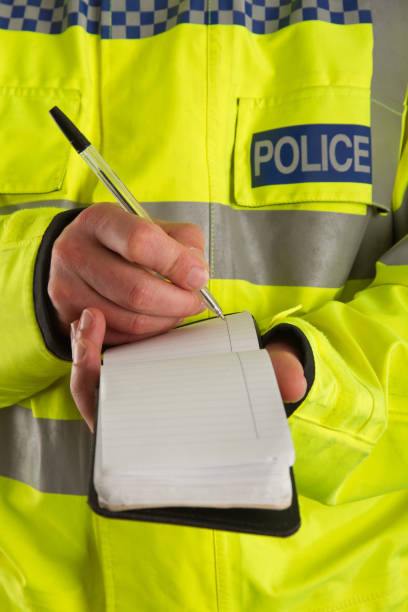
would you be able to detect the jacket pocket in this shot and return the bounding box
[0,86,80,195]
[234,86,377,210]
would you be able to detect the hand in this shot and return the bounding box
[265,341,307,404]
[71,308,307,432]
[48,203,209,345]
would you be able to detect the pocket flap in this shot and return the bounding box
[0,86,80,194]
[234,87,376,209]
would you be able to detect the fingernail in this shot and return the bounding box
[72,339,87,364]
[70,321,78,344]
[79,308,93,331]
[186,267,209,290]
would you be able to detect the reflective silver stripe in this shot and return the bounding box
[2,198,378,287]
[371,99,401,212]
[145,201,373,287]
[0,405,91,496]
[380,235,408,266]
[349,207,393,279]
[143,201,210,261]
[371,1,406,212]
[212,204,372,287]
[394,187,408,242]
[371,1,407,114]
[0,200,83,215]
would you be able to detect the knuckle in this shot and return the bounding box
[75,205,94,226]
[52,233,85,271]
[50,233,68,264]
[128,312,152,335]
[47,276,78,323]
[127,222,157,262]
[162,245,195,281]
[47,276,67,308]
[173,222,206,250]
[162,253,184,279]
[127,276,151,311]
[78,203,107,226]
[78,202,115,236]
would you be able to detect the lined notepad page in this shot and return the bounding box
[100,349,293,471]
[94,312,295,508]
[102,311,259,366]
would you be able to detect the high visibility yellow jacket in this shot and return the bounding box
[0,0,407,610]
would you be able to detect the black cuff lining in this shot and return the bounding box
[33,208,86,361]
[261,323,315,417]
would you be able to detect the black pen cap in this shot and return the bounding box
[49,106,90,154]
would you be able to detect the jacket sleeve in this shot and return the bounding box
[0,207,82,408]
[271,263,408,505]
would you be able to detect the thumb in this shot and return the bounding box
[266,341,307,403]
[70,307,106,432]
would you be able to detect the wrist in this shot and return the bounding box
[34,207,86,360]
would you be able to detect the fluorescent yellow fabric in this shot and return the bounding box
[0,208,72,406]
[279,285,408,504]
[392,86,408,214]
[0,12,407,612]
[0,87,80,194]
[0,477,105,612]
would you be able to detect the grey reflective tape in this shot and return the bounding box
[0,405,91,496]
[394,187,408,242]
[142,201,210,263]
[370,1,406,212]
[349,207,393,279]
[380,235,408,266]
[0,200,83,215]
[145,201,373,287]
[211,205,371,288]
[371,0,408,112]
[371,99,401,212]
[2,198,379,287]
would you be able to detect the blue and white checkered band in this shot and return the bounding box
[0,0,371,39]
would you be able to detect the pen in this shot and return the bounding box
[49,106,224,320]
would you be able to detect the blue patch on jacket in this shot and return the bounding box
[251,123,371,187]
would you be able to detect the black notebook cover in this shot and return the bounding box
[88,405,300,537]
[88,314,301,537]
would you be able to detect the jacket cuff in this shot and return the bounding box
[33,208,85,361]
[261,323,315,417]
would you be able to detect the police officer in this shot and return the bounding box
[1,0,407,610]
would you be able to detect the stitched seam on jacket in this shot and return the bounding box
[308,584,405,612]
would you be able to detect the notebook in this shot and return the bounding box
[89,311,300,537]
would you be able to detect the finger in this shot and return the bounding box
[82,204,209,290]
[157,221,206,254]
[70,241,204,317]
[70,308,106,432]
[50,266,196,339]
[102,320,184,346]
[158,222,208,270]
[266,342,307,403]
